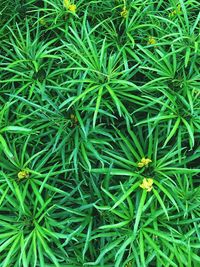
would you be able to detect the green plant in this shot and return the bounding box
[0,0,200,266]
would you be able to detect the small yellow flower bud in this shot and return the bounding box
[138,162,144,168]
[125,260,133,267]
[70,114,78,123]
[18,170,30,180]
[177,4,181,12]
[148,36,156,45]
[145,158,152,164]
[63,0,70,8]
[120,7,128,18]
[169,4,181,18]
[39,19,46,26]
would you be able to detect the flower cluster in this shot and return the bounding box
[120,7,128,18]
[63,0,70,7]
[169,4,181,17]
[137,157,152,168]
[39,19,46,26]
[125,260,133,267]
[64,0,76,13]
[148,36,156,45]
[140,178,154,192]
[18,169,30,180]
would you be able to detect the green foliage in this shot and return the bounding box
[0,0,200,266]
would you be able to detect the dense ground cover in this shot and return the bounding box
[0,0,200,266]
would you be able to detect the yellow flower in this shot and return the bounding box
[169,4,181,17]
[148,36,156,45]
[138,162,145,168]
[141,157,147,164]
[39,19,46,26]
[177,4,181,12]
[140,178,154,192]
[120,7,128,18]
[145,158,152,164]
[18,170,30,180]
[68,4,76,12]
[63,0,70,8]
[169,11,175,17]
[125,260,133,267]
[137,157,152,168]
